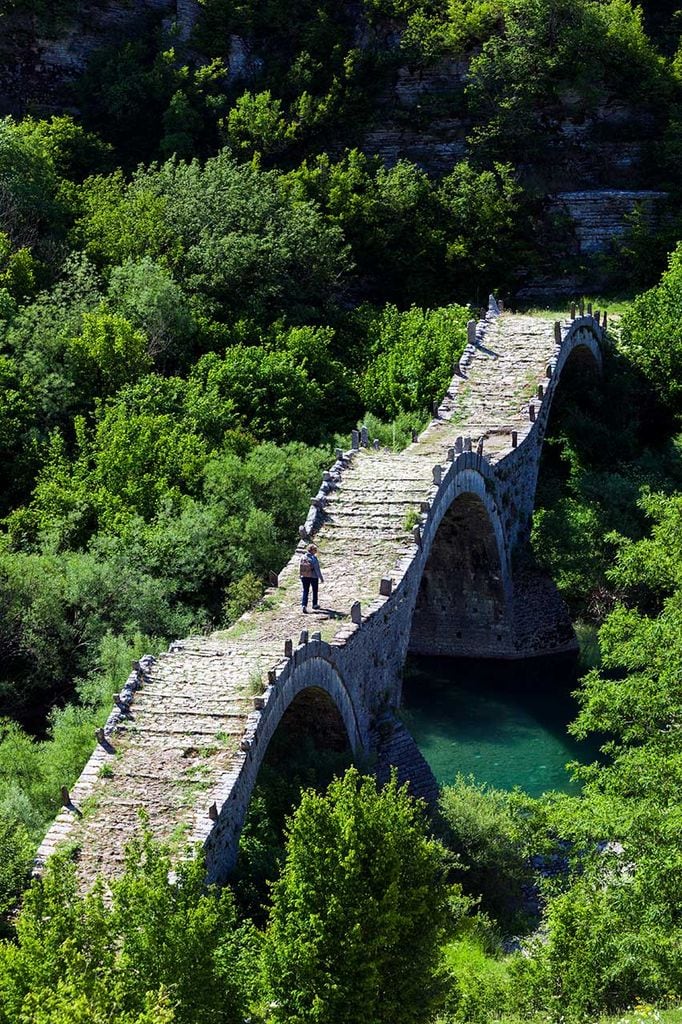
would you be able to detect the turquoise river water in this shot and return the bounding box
[401,654,602,797]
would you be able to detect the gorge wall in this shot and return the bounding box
[0,0,196,114]
[0,2,669,297]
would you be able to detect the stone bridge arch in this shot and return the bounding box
[496,316,603,555]
[35,308,608,889]
[409,462,513,659]
[202,645,363,883]
[520,317,603,520]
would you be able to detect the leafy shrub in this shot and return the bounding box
[360,304,469,418]
[621,243,682,418]
[75,152,349,326]
[106,258,197,371]
[222,571,264,624]
[514,848,682,1019]
[65,309,152,399]
[224,90,295,158]
[439,777,537,927]
[0,828,258,1024]
[0,818,32,938]
[0,117,63,249]
[263,768,448,1024]
[186,325,356,445]
[0,355,39,514]
[436,161,526,291]
[347,409,424,451]
[441,920,515,1024]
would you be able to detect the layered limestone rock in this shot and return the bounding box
[0,0,198,114]
[362,56,470,173]
[550,189,668,254]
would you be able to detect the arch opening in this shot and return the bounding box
[267,686,353,759]
[232,684,354,915]
[534,337,604,511]
[562,338,602,376]
[409,491,511,659]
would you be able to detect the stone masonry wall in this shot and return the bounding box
[199,310,604,881]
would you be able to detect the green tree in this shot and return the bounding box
[73,170,173,269]
[13,115,112,181]
[76,152,348,325]
[65,309,152,399]
[224,90,295,158]
[106,258,197,371]
[0,355,39,513]
[360,304,469,418]
[23,401,208,534]
[286,151,443,304]
[436,161,525,292]
[514,490,682,1018]
[0,828,257,1024]
[466,0,669,164]
[439,776,537,927]
[0,116,63,249]
[186,325,357,444]
[0,232,38,302]
[263,767,447,1024]
[621,243,682,418]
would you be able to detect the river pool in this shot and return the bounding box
[401,654,602,797]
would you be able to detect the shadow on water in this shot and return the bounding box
[401,653,603,797]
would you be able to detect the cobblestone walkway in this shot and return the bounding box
[38,311,568,887]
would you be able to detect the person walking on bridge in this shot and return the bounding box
[300,544,324,613]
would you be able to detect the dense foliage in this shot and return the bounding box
[263,769,448,1024]
[620,243,682,417]
[2,0,682,1020]
[0,825,258,1023]
[0,773,452,1024]
[511,269,682,1017]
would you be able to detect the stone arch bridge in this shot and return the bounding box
[38,305,604,886]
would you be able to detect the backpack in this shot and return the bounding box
[299,554,316,578]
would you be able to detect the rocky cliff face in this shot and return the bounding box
[361,56,668,294]
[551,189,667,255]
[363,58,470,174]
[0,0,199,115]
[0,4,668,296]
[363,61,658,189]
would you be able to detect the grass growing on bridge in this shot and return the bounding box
[520,294,636,320]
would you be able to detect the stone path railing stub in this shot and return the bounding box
[36,301,604,887]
